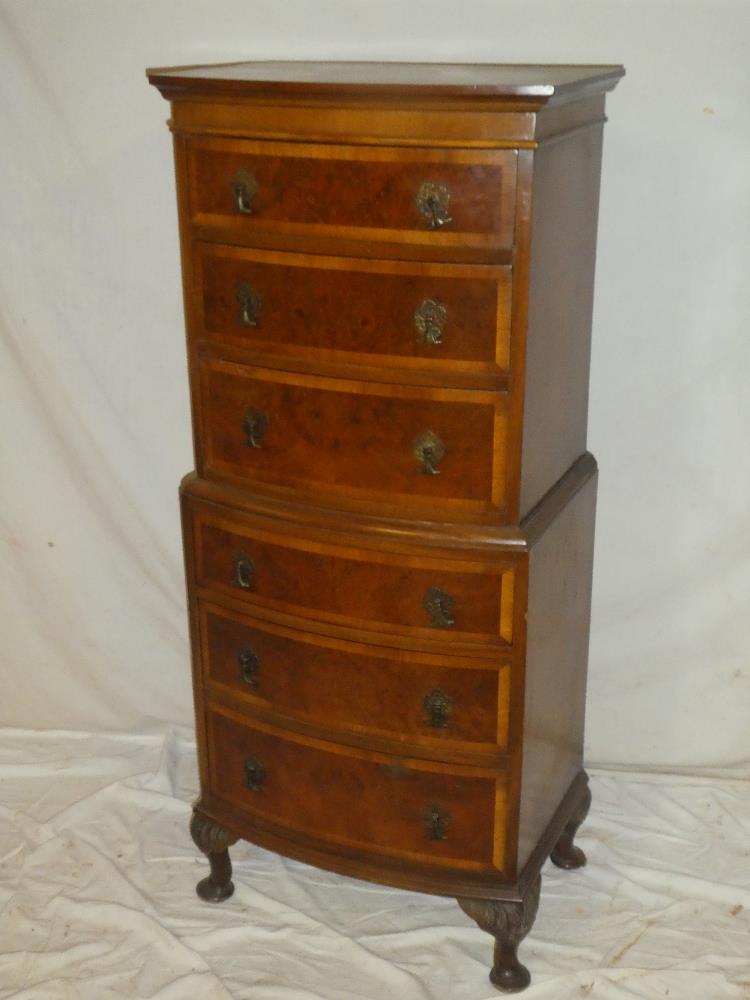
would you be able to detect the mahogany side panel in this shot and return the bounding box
[516,471,597,870]
[518,126,604,516]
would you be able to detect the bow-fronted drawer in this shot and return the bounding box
[185,137,517,262]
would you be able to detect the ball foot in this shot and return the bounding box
[458,875,541,994]
[551,841,587,870]
[490,960,531,993]
[197,874,235,903]
[190,809,239,905]
[551,782,591,871]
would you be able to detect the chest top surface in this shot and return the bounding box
[147,60,624,105]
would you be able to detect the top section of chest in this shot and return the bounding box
[148,62,623,524]
[148,61,622,264]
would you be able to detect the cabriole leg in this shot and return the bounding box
[551,781,592,870]
[190,808,239,902]
[458,874,541,993]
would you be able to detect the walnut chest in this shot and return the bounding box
[148,60,624,992]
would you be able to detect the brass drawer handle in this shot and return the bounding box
[416,181,452,230]
[424,586,455,628]
[232,550,255,590]
[242,408,268,449]
[413,430,445,475]
[237,281,262,327]
[423,688,453,728]
[231,168,258,215]
[414,299,447,347]
[422,802,450,841]
[238,648,260,686]
[244,756,266,791]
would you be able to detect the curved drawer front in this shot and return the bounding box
[190,504,515,647]
[199,360,508,519]
[200,601,510,751]
[207,708,506,871]
[196,244,511,380]
[186,137,517,260]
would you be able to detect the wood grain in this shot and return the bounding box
[200,599,511,752]
[518,125,605,516]
[516,473,597,871]
[207,705,506,871]
[189,497,515,647]
[147,60,624,105]
[194,243,511,379]
[148,64,622,966]
[198,359,508,519]
[186,137,517,261]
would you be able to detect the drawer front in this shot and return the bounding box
[186,137,517,260]
[190,506,515,647]
[200,601,510,750]
[200,360,507,518]
[195,244,511,379]
[207,708,505,870]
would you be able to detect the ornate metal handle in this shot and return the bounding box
[414,299,447,347]
[236,281,262,327]
[231,168,258,215]
[238,648,260,686]
[422,802,450,841]
[244,756,266,791]
[413,430,445,475]
[242,408,268,449]
[232,550,255,590]
[423,688,453,728]
[423,586,455,628]
[416,182,452,230]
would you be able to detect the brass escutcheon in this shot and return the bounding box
[423,586,455,628]
[422,802,450,840]
[231,168,258,214]
[423,688,454,728]
[414,299,448,346]
[242,408,268,449]
[236,281,262,327]
[413,430,445,475]
[416,181,452,229]
[238,648,260,686]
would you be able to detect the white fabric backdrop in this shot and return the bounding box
[1,0,749,769]
[3,729,750,1000]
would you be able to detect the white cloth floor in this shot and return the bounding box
[1,728,748,1000]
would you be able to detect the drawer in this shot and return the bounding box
[207,707,506,871]
[200,600,510,752]
[189,503,516,648]
[185,137,517,261]
[199,360,508,520]
[195,244,511,381]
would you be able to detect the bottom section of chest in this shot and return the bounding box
[180,468,596,896]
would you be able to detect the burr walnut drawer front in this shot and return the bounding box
[186,137,517,261]
[195,244,512,381]
[207,708,507,871]
[200,601,511,752]
[189,504,516,648]
[199,360,509,520]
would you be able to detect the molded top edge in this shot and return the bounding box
[147,60,625,105]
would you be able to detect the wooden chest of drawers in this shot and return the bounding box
[148,60,623,992]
